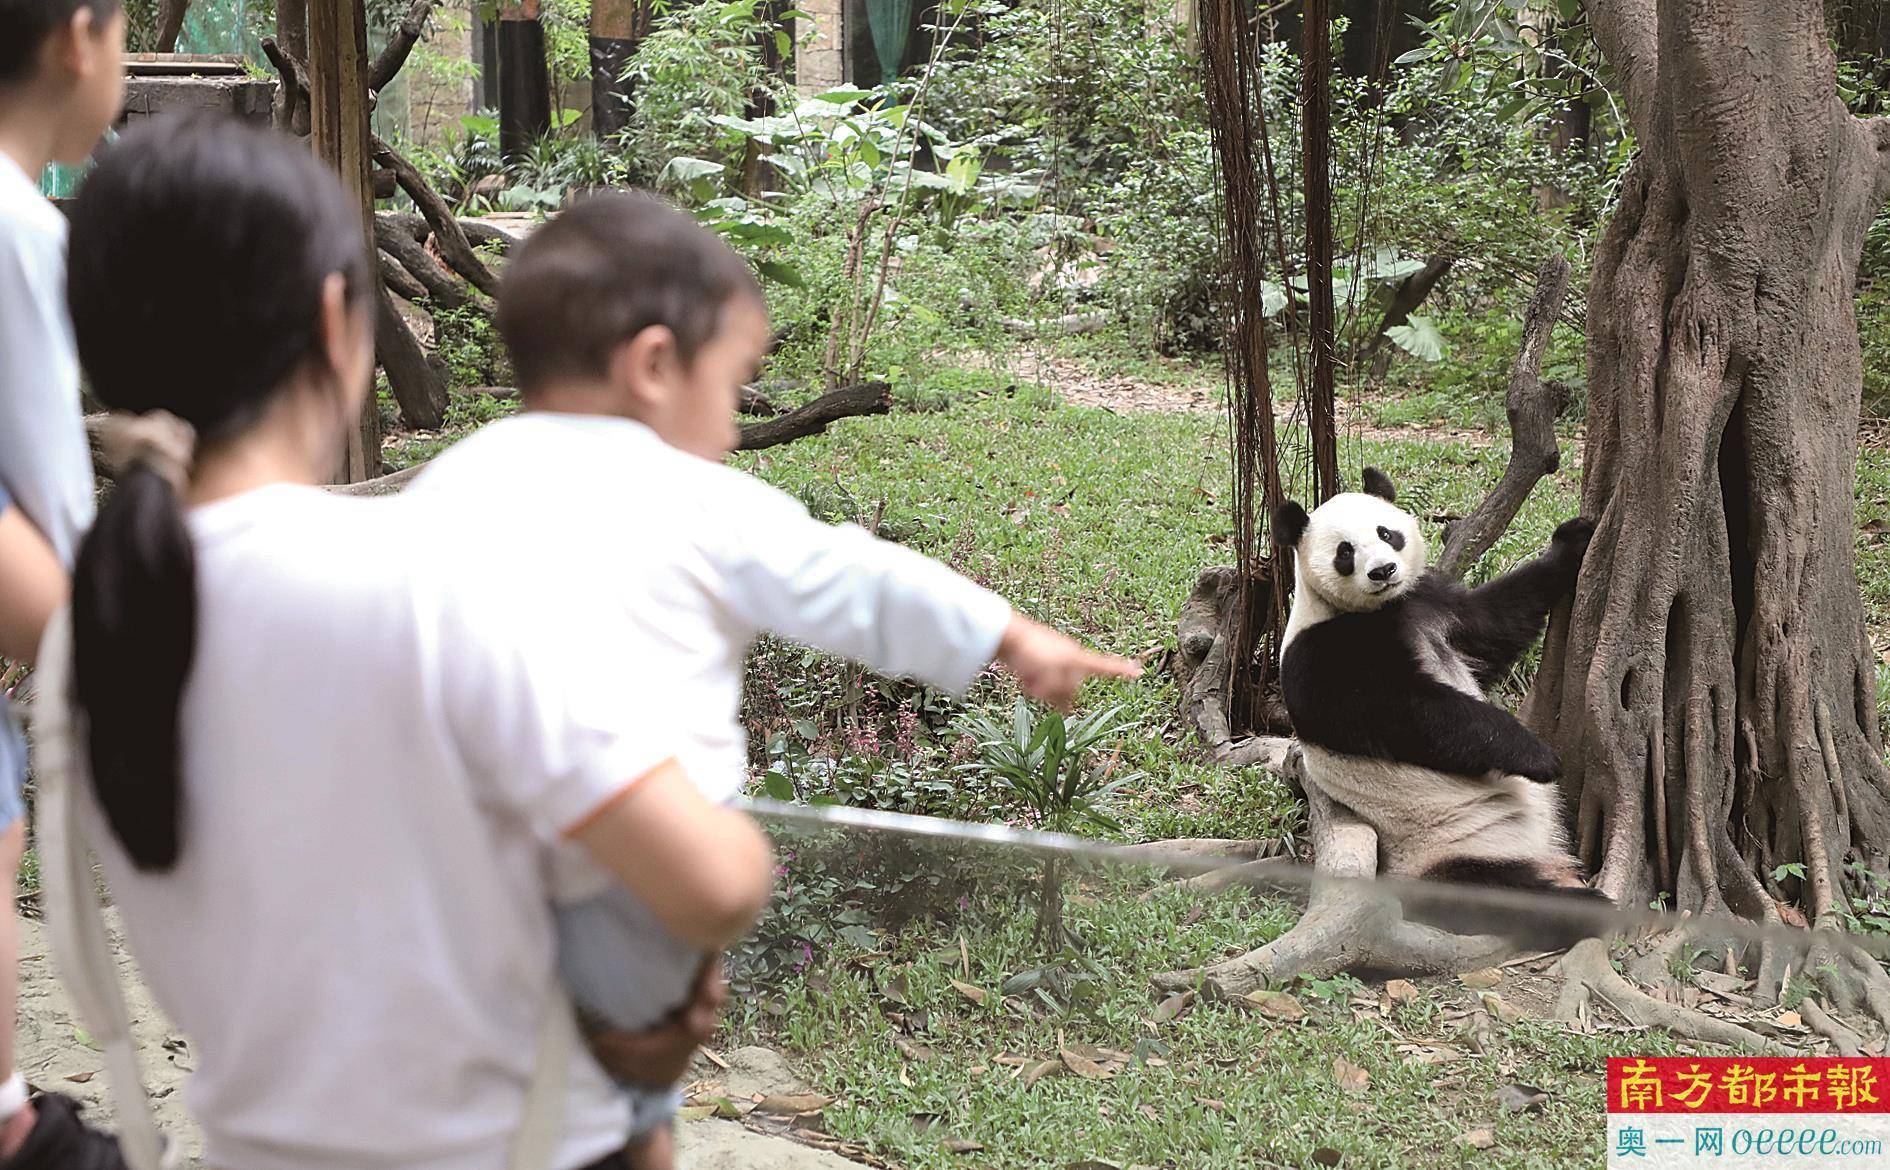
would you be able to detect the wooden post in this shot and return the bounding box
[497,0,552,158]
[306,0,381,483]
[590,0,647,138]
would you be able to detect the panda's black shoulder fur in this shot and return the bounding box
[1283,532,1585,784]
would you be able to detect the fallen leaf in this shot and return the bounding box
[880,968,911,1006]
[1332,1056,1371,1094]
[1462,1128,1496,1150]
[1778,1010,1804,1029]
[950,979,990,1006]
[64,1071,94,1084]
[1195,1097,1227,1112]
[1311,1149,1342,1168]
[1061,1047,1115,1080]
[958,934,971,980]
[697,1047,730,1070]
[1242,989,1306,1021]
[894,1036,936,1063]
[1497,1083,1550,1113]
[755,1093,835,1116]
[1063,1162,1124,1170]
[674,1105,717,1122]
[944,1138,985,1154]
[1385,979,1420,1005]
[1022,1059,1063,1087]
[1460,969,1503,990]
[1152,991,1195,1023]
[898,1064,912,1088]
[1481,992,1525,1025]
[1063,1041,1131,1064]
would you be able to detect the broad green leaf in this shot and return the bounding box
[755,260,805,287]
[1386,315,1448,362]
[763,770,796,801]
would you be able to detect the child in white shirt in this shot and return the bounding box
[407,192,1140,1169]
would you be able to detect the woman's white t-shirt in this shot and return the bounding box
[80,484,664,1170]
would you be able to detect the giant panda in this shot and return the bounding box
[1273,467,1611,944]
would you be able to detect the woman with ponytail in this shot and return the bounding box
[42,115,771,1170]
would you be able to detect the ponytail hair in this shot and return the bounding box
[64,115,371,871]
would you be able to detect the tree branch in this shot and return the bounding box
[371,135,500,296]
[367,0,443,94]
[260,36,311,136]
[155,0,191,52]
[736,382,892,451]
[1582,0,1658,139]
[1436,253,1574,579]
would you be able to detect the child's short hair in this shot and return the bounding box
[497,191,762,395]
[0,0,121,84]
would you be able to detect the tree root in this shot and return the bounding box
[1807,936,1890,1039]
[1151,775,1513,997]
[1800,997,1867,1057]
[1553,938,1789,1052]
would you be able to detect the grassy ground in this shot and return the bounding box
[382,346,1888,1168]
[696,359,1717,1170]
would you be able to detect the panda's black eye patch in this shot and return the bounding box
[1377,525,1406,551]
[1334,541,1355,576]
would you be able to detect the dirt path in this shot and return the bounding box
[965,346,1503,447]
[13,915,864,1168]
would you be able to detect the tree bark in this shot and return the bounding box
[497,0,553,159]
[1529,0,1890,1013]
[306,0,381,483]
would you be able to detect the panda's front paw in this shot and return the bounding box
[1552,517,1596,562]
[1513,738,1562,784]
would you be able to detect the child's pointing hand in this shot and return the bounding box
[994,614,1143,712]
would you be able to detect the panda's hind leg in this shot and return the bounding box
[1403,857,1612,951]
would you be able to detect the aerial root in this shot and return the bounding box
[1553,938,1789,1052]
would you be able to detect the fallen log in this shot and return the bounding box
[371,135,500,296]
[324,462,427,497]
[737,382,891,451]
[375,213,481,311]
[374,284,449,431]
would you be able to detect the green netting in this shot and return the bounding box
[865,0,913,80]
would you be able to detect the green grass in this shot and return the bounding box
[389,360,1890,1167]
[713,373,1718,1168]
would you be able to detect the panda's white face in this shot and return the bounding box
[1297,491,1428,612]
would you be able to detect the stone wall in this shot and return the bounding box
[797,0,846,93]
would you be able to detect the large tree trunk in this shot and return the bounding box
[497,0,553,159]
[1528,0,1890,1000]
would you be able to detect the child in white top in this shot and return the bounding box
[45,117,775,1170]
[407,192,1140,1169]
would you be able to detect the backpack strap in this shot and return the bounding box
[33,609,574,1170]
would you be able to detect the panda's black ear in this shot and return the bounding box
[1274,501,1309,548]
[1361,467,1397,503]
